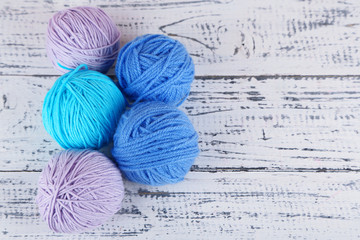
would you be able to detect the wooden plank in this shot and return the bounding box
[1,75,360,171]
[1,0,360,76]
[1,171,360,239]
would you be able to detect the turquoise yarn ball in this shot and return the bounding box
[112,101,199,186]
[115,34,195,106]
[43,64,126,149]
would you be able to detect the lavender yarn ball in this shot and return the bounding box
[47,6,120,73]
[36,149,125,233]
[115,34,195,106]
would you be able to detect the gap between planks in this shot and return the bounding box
[1,167,360,173]
[3,74,360,78]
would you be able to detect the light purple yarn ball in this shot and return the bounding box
[46,6,120,73]
[36,149,125,233]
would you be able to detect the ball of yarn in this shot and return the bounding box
[112,101,199,186]
[47,6,120,73]
[36,149,125,233]
[42,64,126,149]
[115,34,195,106]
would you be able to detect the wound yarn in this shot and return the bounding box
[42,64,126,149]
[36,149,125,233]
[47,6,120,73]
[115,34,195,106]
[112,101,199,186]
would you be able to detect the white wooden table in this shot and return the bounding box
[1,0,360,239]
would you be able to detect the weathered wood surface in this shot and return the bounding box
[1,0,360,75]
[2,0,360,239]
[2,75,360,172]
[1,172,360,239]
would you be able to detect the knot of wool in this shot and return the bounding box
[115,34,195,106]
[112,101,199,186]
[42,64,126,149]
[47,6,120,73]
[36,149,125,233]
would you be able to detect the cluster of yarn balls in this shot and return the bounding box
[36,6,199,234]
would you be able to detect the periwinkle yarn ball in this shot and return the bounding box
[47,6,120,73]
[115,34,195,106]
[36,149,125,233]
[42,64,126,149]
[112,101,199,186]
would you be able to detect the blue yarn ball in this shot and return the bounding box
[43,64,126,149]
[112,101,199,186]
[115,34,195,106]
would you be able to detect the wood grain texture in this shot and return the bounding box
[1,0,360,75]
[2,0,360,239]
[1,171,360,239]
[2,75,360,172]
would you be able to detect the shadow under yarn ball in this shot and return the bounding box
[42,64,126,149]
[115,34,195,106]
[47,6,120,73]
[112,101,199,186]
[36,149,125,233]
